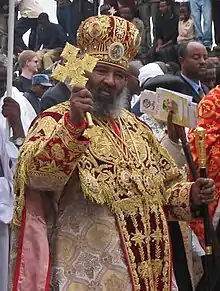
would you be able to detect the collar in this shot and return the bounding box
[181,73,202,94]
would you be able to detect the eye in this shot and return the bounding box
[115,72,125,80]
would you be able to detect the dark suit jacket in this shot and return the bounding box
[40,82,70,112]
[177,73,209,104]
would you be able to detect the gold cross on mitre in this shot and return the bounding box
[51,42,99,127]
[108,6,117,15]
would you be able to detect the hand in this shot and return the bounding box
[167,111,185,143]
[2,97,21,128]
[190,178,215,205]
[69,85,93,126]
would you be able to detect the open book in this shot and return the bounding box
[140,88,198,128]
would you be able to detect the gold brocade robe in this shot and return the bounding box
[11,102,192,291]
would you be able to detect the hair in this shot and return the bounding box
[180,2,191,13]
[18,50,38,69]
[100,4,112,14]
[38,12,49,21]
[166,61,180,74]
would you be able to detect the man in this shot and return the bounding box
[0,0,8,54]
[178,41,209,103]
[155,0,179,52]
[10,15,215,291]
[14,0,44,52]
[127,60,142,109]
[36,13,67,70]
[200,60,216,91]
[13,50,39,93]
[54,0,75,44]
[24,74,53,114]
[190,0,212,49]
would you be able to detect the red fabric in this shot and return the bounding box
[188,85,220,247]
[13,209,27,291]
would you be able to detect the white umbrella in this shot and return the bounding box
[5,0,15,138]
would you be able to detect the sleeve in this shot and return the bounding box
[188,88,220,219]
[15,107,89,193]
[147,129,192,221]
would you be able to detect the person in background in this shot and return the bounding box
[54,0,75,44]
[24,74,53,115]
[190,0,212,49]
[178,41,209,103]
[177,3,195,44]
[136,0,159,48]
[119,5,146,63]
[216,65,220,85]
[155,0,179,52]
[127,60,143,109]
[13,50,39,93]
[200,60,216,91]
[14,0,44,53]
[36,13,67,70]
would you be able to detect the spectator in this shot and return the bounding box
[36,13,67,70]
[136,0,159,48]
[174,0,189,15]
[190,0,212,49]
[0,54,7,97]
[13,50,39,93]
[155,0,179,52]
[119,6,146,62]
[14,0,44,53]
[54,0,75,44]
[200,61,216,91]
[213,0,220,49]
[216,65,220,85]
[177,3,195,44]
[178,41,209,103]
[24,74,52,114]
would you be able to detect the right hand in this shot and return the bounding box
[69,85,93,126]
[167,111,185,144]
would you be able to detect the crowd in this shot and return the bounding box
[0,0,220,291]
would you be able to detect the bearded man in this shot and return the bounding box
[10,15,215,291]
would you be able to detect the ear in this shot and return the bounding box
[179,56,184,65]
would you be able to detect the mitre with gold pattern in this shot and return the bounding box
[77,15,141,69]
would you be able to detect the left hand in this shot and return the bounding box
[2,97,21,128]
[190,178,215,205]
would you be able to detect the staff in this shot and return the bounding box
[5,0,15,138]
[195,127,212,291]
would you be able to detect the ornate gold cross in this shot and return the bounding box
[52,42,99,127]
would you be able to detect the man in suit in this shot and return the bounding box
[178,41,209,103]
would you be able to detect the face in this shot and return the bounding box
[119,6,133,21]
[201,68,216,90]
[179,6,189,21]
[26,56,39,74]
[180,42,208,80]
[36,85,49,97]
[87,63,128,118]
[159,1,169,14]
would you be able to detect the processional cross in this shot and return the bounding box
[52,42,99,127]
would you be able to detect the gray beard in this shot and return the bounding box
[92,87,129,119]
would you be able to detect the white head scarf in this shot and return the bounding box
[138,63,164,87]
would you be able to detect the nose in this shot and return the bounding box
[103,72,116,87]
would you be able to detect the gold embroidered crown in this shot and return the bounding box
[77,15,141,69]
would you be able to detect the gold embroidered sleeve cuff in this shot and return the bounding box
[64,112,88,141]
[164,182,193,222]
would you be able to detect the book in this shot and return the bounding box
[140,88,197,128]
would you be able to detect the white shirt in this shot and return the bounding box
[0,87,37,136]
[0,125,18,224]
[16,0,44,18]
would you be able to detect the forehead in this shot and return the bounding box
[186,43,207,56]
[95,62,127,75]
[180,6,187,12]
